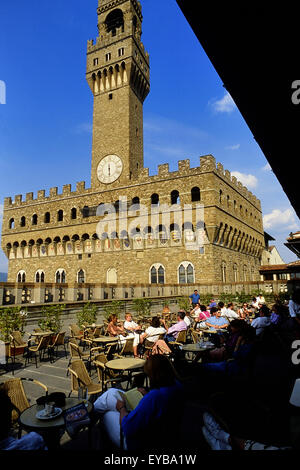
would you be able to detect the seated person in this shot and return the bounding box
[205,308,229,331]
[238,303,252,322]
[107,314,128,344]
[0,390,46,451]
[197,319,247,364]
[221,303,239,320]
[93,355,184,451]
[190,303,201,318]
[202,412,290,451]
[140,316,166,344]
[201,325,256,377]
[123,313,142,358]
[195,304,211,327]
[183,310,192,328]
[140,317,170,355]
[251,305,272,336]
[161,311,187,343]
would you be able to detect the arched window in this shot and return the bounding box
[227,195,230,208]
[151,193,159,205]
[32,214,38,225]
[178,262,195,284]
[105,9,124,36]
[35,270,45,283]
[171,190,180,205]
[221,261,227,283]
[17,271,26,283]
[191,187,200,202]
[9,218,15,229]
[71,208,77,220]
[44,212,50,223]
[20,216,26,227]
[132,197,140,207]
[77,269,85,284]
[219,190,223,204]
[56,269,66,284]
[57,210,63,222]
[150,264,165,284]
[243,265,248,282]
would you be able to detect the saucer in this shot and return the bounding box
[36,407,62,420]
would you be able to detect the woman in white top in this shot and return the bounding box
[140,317,166,344]
[123,313,141,357]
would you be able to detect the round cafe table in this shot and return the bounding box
[105,358,146,390]
[181,342,215,361]
[19,397,93,450]
[30,331,53,337]
[91,336,119,346]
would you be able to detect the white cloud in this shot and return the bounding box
[225,144,240,150]
[210,92,237,114]
[262,163,272,172]
[263,208,299,231]
[74,122,93,134]
[231,171,258,189]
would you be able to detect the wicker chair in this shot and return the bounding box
[69,324,84,342]
[24,334,52,368]
[141,333,165,357]
[0,377,48,436]
[48,331,67,358]
[190,329,203,344]
[67,340,104,374]
[68,360,102,399]
[116,337,134,357]
[93,353,124,391]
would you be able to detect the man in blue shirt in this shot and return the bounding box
[205,309,229,331]
[189,289,200,308]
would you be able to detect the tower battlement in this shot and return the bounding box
[3,181,91,209]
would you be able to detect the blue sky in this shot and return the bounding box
[0,0,299,272]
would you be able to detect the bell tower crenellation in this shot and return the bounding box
[87,0,150,189]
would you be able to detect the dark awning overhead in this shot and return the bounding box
[176,1,300,220]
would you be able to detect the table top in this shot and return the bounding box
[91,336,119,344]
[83,324,104,329]
[105,357,145,371]
[19,398,93,430]
[181,343,215,353]
[199,328,227,334]
[30,331,53,337]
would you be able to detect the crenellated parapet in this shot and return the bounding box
[3,181,91,209]
[134,154,261,210]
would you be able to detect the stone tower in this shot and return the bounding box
[86,0,150,189]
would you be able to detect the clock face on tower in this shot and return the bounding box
[97,154,123,184]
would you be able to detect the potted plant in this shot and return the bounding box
[0,306,27,342]
[132,298,152,317]
[38,304,64,336]
[102,300,124,321]
[76,302,98,328]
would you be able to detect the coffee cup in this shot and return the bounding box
[45,402,55,415]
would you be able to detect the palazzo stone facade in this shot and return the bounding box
[1,0,265,293]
